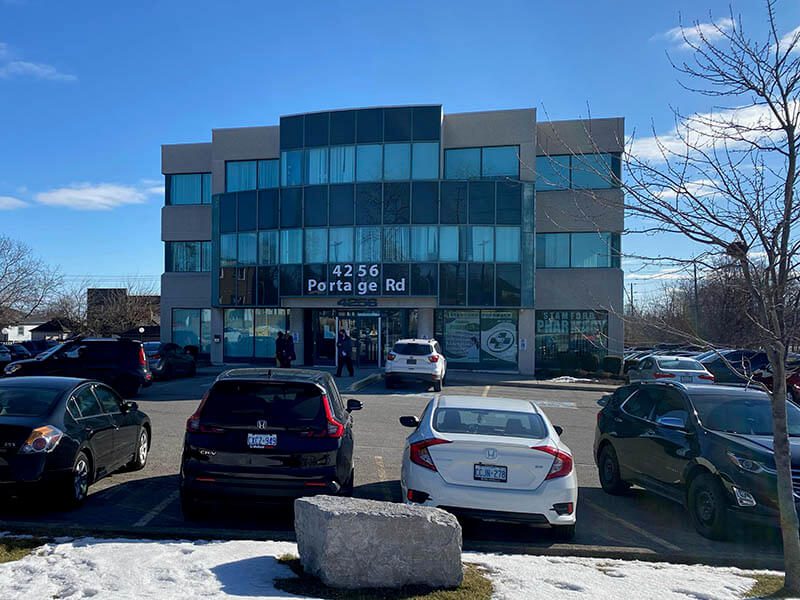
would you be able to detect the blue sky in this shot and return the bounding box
[1,0,798,297]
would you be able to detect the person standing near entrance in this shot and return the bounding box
[284,331,297,368]
[276,331,286,367]
[336,329,354,377]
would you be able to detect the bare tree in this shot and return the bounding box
[602,2,800,589]
[0,236,61,327]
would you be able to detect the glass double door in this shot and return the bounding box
[337,314,380,368]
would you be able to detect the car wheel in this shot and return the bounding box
[61,450,91,508]
[551,524,576,541]
[180,489,203,521]
[688,473,729,540]
[598,445,630,495]
[433,379,443,392]
[340,469,355,497]
[126,428,149,471]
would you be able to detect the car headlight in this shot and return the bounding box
[4,363,22,375]
[726,451,776,474]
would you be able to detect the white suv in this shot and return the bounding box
[385,339,447,391]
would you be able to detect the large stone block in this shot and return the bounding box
[294,495,463,590]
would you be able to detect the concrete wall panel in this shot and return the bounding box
[443,109,536,148]
[536,189,623,233]
[162,143,212,174]
[161,206,212,241]
[537,118,624,156]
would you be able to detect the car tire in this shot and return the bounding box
[551,524,576,541]
[598,445,630,495]
[60,450,91,508]
[340,469,355,497]
[433,379,443,392]
[126,427,149,471]
[688,473,729,540]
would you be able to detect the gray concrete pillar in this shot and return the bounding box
[518,309,536,375]
[418,308,434,338]
[210,308,224,365]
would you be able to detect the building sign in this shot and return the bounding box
[304,264,408,296]
[480,310,518,367]
[442,310,518,368]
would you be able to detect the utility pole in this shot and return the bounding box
[629,282,635,314]
[693,262,700,335]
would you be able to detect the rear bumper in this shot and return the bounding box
[385,371,442,382]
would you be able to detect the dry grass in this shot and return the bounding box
[274,555,492,600]
[743,573,789,598]
[0,538,42,563]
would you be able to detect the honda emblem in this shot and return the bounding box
[486,448,497,460]
[256,420,268,430]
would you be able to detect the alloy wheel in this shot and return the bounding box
[138,431,149,465]
[73,457,89,501]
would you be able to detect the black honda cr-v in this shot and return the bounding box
[595,381,800,539]
[179,368,362,518]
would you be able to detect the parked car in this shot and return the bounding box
[143,342,196,380]
[627,355,715,384]
[0,346,11,368]
[595,381,800,539]
[698,349,800,402]
[180,368,363,518]
[0,376,151,507]
[4,338,152,398]
[5,344,32,361]
[384,338,447,391]
[400,394,577,540]
[21,340,59,357]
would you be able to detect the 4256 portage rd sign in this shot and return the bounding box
[305,263,408,296]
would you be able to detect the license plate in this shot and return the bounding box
[680,376,692,383]
[474,464,508,482]
[407,358,417,365]
[247,433,277,449]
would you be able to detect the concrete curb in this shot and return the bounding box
[0,520,782,571]
[347,373,383,392]
[448,377,619,394]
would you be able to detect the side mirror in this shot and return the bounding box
[597,394,611,408]
[123,401,138,413]
[554,425,564,436]
[656,416,686,430]
[400,415,420,428]
[346,399,363,413]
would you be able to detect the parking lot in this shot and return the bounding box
[0,369,786,569]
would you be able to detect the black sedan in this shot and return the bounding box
[595,381,800,539]
[0,377,151,507]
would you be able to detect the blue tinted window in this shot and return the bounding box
[444,148,480,180]
[280,188,302,228]
[305,228,328,263]
[411,182,439,224]
[496,182,521,224]
[330,146,355,183]
[258,160,279,189]
[305,147,329,185]
[170,174,204,205]
[281,150,304,186]
[411,263,438,295]
[258,230,278,265]
[439,226,459,261]
[201,241,211,271]
[356,145,382,182]
[412,142,439,180]
[357,109,382,143]
[468,264,494,306]
[258,190,278,229]
[469,181,494,224]
[330,111,356,145]
[238,232,257,265]
[237,191,257,231]
[440,181,468,224]
[220,193,236,233]
[495,227,520,262]
[280,265,302,295]
[383,143,411,180]
[496,264,521,306]
[383,182,410,224]
[329,185,354,226]
[412,106,441,141]
[220,233,237,266]
[328,227,354,262]
[304,112,329,147]
[470,226,494,262]
[356,227,382,262]
[279,229,302,264]
[304,186,328,227]
[536,233,570,268]
[572,154,615,189]
[571,232,611,267]
[280,115,303,149]
[383,226,410,262]
[226,161,257,192]
[201,174,211,204]
[356,183,382,225]
[166,241,200,272]
[411,226,438,261]
[384,107,412,142]
[535,156,570,191]
[439,264,466,306]
[482,146,518,178]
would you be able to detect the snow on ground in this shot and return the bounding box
[0,537,784,600]
[544,376,597,383]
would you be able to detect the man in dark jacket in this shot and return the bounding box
[284,331,297,368]
[276,332,286,367]
[336,329,354,377]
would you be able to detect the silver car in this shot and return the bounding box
[628,355,715,384]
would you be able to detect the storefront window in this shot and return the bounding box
[223,308,255,358]
[535,310,609,371]
[254,308,287,359]
[437,309,518,370]
[223,308,288,361]
[172,308,211,354]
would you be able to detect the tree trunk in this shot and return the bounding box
[766,350,800,593]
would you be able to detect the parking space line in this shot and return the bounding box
[481,385,490,397]
[133,490,179,528]
[582,497,682,552]
[373,456,393,502]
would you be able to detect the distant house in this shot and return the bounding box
[30,319,72,341]
[2,316,47,342]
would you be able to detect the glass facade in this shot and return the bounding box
[435,309,519,370]
[172,308,211,354]
[535,153,621,191]
[536,232,621,268]
[165,241,211,272]
[535,310,609,371]
[167,173,211,205]
[223,308,288,361]
[444,146,519,180]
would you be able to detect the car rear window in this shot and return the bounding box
[393,343,433,356]
[433,407,547,439]
[0,386,62,417]
[201,381,325,429]
[656,358,703,371]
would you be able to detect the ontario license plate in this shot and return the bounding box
[247,433,277,449]
[407,358,417,364]
[474,464,508,482]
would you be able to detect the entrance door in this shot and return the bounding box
[336,314,381,368]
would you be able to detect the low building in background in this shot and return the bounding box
[160,105,624,374]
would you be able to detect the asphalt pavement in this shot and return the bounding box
[0,369,786,569]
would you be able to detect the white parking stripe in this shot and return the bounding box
[133,490,179,528]
[534,400,578,410]
[582,497,682,552]
[481,385,491,397]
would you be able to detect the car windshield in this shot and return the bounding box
[393,343,433,356]
[201,381,325,429]
[433,407,547,439]
[0,386,62,417]
[656,358,704,371]
[36,342,69,360]
[143,342,161,354]
[692,394,800,436]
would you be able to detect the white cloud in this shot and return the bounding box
[0,60,76,82]
[35,183,150,211]
[658,17,734,50]
[0,42,9,60]
[776,25,800,54]
[0,195,27,210]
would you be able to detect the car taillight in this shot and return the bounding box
[322,394,345,438]
[409,438,450,471]
[138,346,147,367]
[152,354,161,360]
[531,445,573,480]
[387,352,396,361]
[654,372,675,379]
[186,391,223,433]
[19,425,63,454]
[698,373,715,381]
[428,355,440,363]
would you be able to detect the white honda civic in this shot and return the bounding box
[399,394,577,539]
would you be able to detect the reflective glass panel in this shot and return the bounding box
[258,230,278,265]
[304,186,328,227]
[440,181,468,224]
[444,148,480,180]
[305,228,328,263]
[169,174,203,205]
[536,233,570,267]
[411,226,438,261]
[329,184,354,225]
[496,264,521,306]
[356,108,382,143]
[173,309,201,348]
[384,107,412,142]
[279,229,302,264]
[356,144,382,182]
[495,227,520,262]
[496,181,521,224]
[356,183,382,225]
[412,106,441,141]
[412,142,439,180]
[238,232,257,265]
[280,188,302,228]
[469,181,494,224]
[257,266,280,305]
[304,112,329,147]
[411,182,438,224]
[305,147,329,185]
[226,161,257,192]
[482,146,518,178]
[329,146,355,183]
[383,143,411,180]
[220,233,237,266]
[328,227,354,263]
[411,263,438,295]
[535,155,571,191]
[383,226,410,262]
[572,153,615,189]
[439,264,466,306]
[439,226,459,261]
[383,182,410,224]
[166,241,200,272]
[258,189,279,229]
[330,110,356,145]
[571,232,611,267]
[201,241,211,272]
[280,265,302,295]
[470,226,494,262]
[281,150,304,186]
[356,227,382,262]
[280,115,303,149]
[258,159,279,189]
[201,174,211,204]
[223,309,254,358]
[255,308,287,359]
[237,191,257,231]
[468,264,494,306]
[220,193,236,233]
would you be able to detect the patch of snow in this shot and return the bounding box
[0,537,783,600]
[544,376,596,383]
